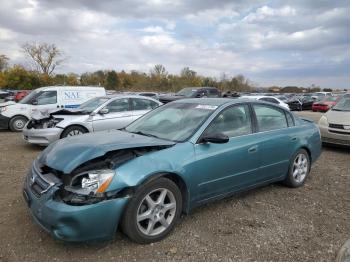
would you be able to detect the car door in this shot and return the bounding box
[251,104,295,181]
[131,98,160,121]
[192,104,261,202]
[92,98,133,131]
[30,90,58,115]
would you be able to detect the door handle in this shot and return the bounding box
[248,145,258,153]
[291,137,297,142]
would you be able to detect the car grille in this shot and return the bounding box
[329,123,344,129]
[29,161,55,197]
[329,130,350,135]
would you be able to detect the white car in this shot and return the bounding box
[22,95,162,146]
[241,95,290,110]
[0,86,106,131]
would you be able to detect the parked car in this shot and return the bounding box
[0,86,106,131]
[137,92,159,100]
[23,95,162,146]
[159,87,221,103]
[318,94,350,146]
[241,95,290,110]
[312,95,342,112]
[23,98,321,243]
[14,90,30,102]
[287,96,316,111]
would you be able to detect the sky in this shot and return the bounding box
[0,0,349,89]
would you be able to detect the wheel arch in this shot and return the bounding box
[60,124,89,138]
[138,172,190,214]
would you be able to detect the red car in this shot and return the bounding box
[14,90,30,102]
[312,95,342,112]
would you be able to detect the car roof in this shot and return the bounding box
[171,98,252,106]
[34,86,104,92]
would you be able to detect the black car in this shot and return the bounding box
[287,96,316,111]
[159,87,221,103]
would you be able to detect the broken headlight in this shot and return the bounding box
[67,169,115,196]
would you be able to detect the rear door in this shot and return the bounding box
[131,98,160,121]
[92,98,133,131]
[251,104,295,181]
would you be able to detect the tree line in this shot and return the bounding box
[0,42,254,92]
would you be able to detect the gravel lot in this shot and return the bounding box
[0,111,349,262]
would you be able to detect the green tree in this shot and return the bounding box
[105,70,119,90]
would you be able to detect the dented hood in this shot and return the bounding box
[39,129,175,174]
[31,108,88,120]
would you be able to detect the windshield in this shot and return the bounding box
[78,97,109,113]
[176,88,197,97]
[125,102,217,142]
[19,90,39,104]
[332,95,350,111]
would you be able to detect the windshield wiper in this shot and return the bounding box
[332,108,343,111]
[131,131,160,139]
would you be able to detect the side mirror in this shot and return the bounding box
[99,108,109,115]
[199,133,229,144]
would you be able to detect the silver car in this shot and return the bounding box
[318,94,350,146]
[22,95,162,146]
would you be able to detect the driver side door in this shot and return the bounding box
[191,104,261,203]
[92,98,133,132]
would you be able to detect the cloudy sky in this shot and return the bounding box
[0,0,349,88]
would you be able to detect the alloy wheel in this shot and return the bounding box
[136,188,176,236]
[292,153,308,183]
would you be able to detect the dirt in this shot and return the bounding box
[0,112,349,262]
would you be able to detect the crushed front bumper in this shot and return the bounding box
[23,169,129,242]
[22,127,63,146]
[319,125,350,146]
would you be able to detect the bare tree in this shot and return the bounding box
[0,54,9,72]
[21,42,64,75]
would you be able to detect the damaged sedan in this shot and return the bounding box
[23,98,322,243]
[22,95,162,146]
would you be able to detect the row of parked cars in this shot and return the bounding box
[0,84,347,244]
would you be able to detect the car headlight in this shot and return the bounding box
[318,115,328,126]
[68,169,115,195]
[0,106,7,112]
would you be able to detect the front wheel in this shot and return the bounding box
[121,177,182,244]
[9,116,28,132]
[61,126,87,138]
[283,149,310,187]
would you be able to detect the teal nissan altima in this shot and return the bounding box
[23,98,322,243]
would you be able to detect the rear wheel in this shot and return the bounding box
[121,177,182,244]
[61,126,87,138]
[9,116,28,132]
[283,149,310,187]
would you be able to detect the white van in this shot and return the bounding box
[0,86,106,131]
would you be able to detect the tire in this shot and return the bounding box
[9,116,28,132]
[61,125,87,138]
[283,149,310,188]
[121,177,182,244]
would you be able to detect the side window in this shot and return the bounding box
[286,112,295,127]
[105,98,130,113]
[36,91,57,105]
[259,97,279,104]
[204,105,252,138]
[132,98,159,111]
[253,105,288,132]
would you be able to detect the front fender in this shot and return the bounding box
[108,142,195,198]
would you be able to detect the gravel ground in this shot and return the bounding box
[0,111,349,262]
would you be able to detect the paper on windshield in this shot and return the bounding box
[195,105,218,110]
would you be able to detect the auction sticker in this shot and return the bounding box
[196,105,218,110]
